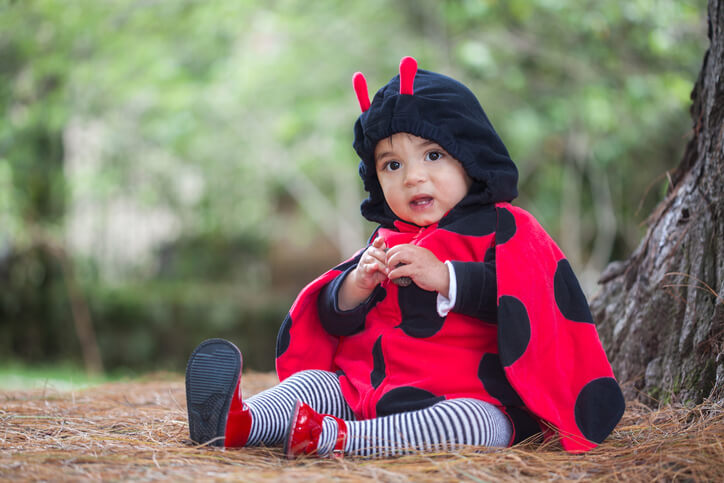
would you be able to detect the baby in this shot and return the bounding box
[186,57,625,457]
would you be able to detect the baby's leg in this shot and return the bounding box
[245,369,354,446]
[342,398,511,458]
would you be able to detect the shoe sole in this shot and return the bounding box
[185,338,242,447]
[283,400,304,459]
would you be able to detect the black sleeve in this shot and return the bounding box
[449,260,498,323]
[317,267,380,336]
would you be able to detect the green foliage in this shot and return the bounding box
[87,280,287,372]
[0,247,74,364]
[443,0,705,243]
[0,0,707,371]
[0,361,115,391]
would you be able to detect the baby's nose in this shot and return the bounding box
[404,164,427,184]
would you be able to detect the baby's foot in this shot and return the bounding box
[185,338,242,446]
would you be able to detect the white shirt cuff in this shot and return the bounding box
[436,261,457,317]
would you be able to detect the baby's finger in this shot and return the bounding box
[361,258,387,276]
[386,250,410,269]
[372,236,387,250]
[388,264,414,285]
[366,247,387,264]
[384,242,412,258]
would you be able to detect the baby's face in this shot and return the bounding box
[374,133,472,227]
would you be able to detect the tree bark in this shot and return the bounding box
[590,0,724,405]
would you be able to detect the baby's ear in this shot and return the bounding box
[461,165,474,189]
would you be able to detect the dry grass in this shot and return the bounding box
[1,373,723,482]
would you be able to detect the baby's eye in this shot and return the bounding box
[385,160,401,171]
[426,151,443,161]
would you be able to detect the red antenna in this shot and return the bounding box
[399,56,417,95]
[353,72,371,112]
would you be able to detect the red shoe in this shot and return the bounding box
[185,339,252,447]
[284,401,347,458]
[224,378,253,447]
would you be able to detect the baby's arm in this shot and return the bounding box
[338,236,389,310]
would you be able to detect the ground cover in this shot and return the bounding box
[1,373,722,481]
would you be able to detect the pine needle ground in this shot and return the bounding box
[1,373,723,482]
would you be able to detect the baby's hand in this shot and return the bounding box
[338,236,389,310]
[386,244,449,295]
[353,236,389,291]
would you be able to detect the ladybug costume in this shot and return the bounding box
[275,57,625,453]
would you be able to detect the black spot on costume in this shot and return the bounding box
[376,387,445,417]
[497,296,531,368]
[396,284,446,338]
[370,336,386,388]
[554,259,595,323]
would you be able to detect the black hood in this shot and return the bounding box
[353,66,518,227]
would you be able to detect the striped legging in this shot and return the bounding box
[245,369,512,457]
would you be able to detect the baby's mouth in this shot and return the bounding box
[410,196,433,208]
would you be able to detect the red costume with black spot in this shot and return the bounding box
[275,58,624,452]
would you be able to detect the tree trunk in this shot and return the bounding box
[590,0,724,405]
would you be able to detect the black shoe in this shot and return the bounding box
[185,338,242,446]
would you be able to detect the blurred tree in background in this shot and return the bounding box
[0,0,707,374]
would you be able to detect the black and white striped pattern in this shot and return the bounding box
[342,398,512,458]
[244,369,512,457]
[244,370,354,446]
